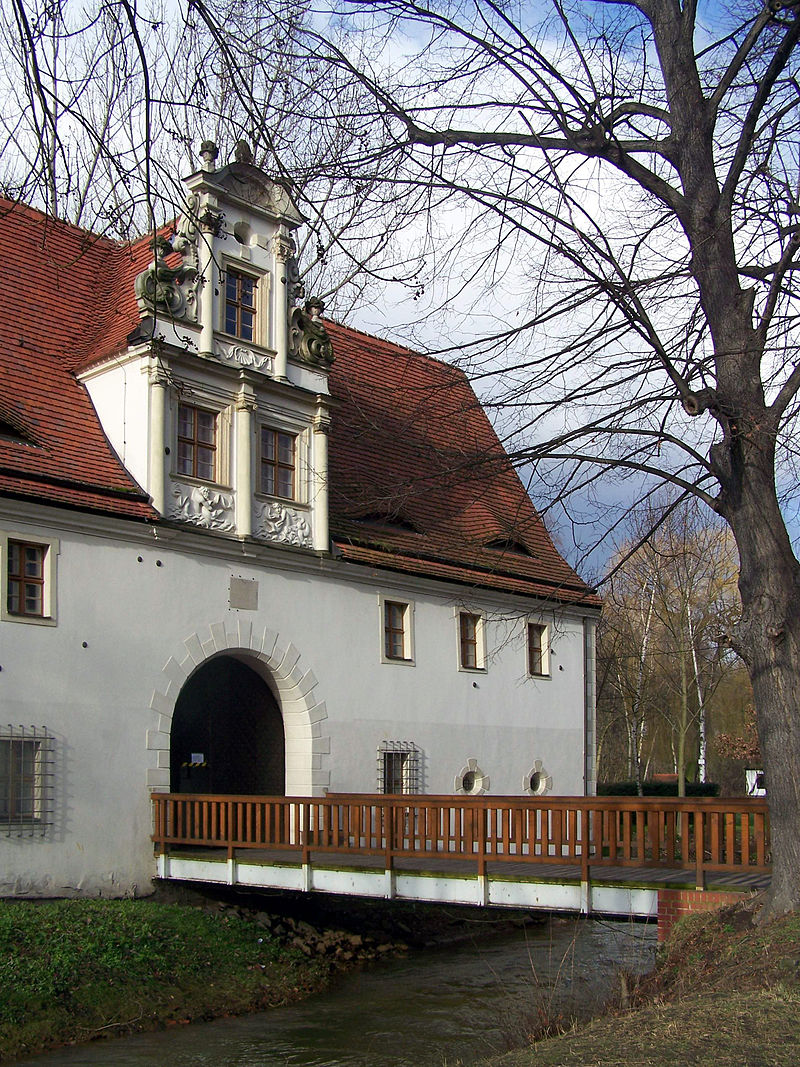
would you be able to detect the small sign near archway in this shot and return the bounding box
[170,655,285,795]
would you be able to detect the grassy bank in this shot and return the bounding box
[489,897,800,1067]
[0,898,330,1062]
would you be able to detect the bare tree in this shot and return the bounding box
[290,0,800,917]
[599,501,740,794]
[0,0,425,310]
[597,570,657,793]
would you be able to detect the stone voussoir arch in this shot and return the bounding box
[145,618,330,797]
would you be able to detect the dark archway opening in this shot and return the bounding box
[170,656,285,795]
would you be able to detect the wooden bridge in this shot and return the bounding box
[152,793,770,935]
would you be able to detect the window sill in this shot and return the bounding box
[171,473,233,493]
[215,331,274,355]
[1,612,56,627]
[254,492,308,509]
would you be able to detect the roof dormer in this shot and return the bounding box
[80,141,334,554]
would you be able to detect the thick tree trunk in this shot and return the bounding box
[721,450,800,919]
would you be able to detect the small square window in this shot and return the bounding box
[458,611,485,671]
[528,622,549,677]
[177,403,217,481]
[260,428,296,500]
[1,534,58,625]
[224,269,257,341]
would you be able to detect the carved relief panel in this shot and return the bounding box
[170,484,236,532]
[255,501,312,548]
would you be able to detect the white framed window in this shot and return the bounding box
[172,395,231,488]
[378,741,420,794]
[224,267,257,341]
[1,725,53,836]
[527,622,549,677]
[177,403,217,481]
[0,532,59,626]
[219,262,268,347]
[260,426,297,500]
[457,610,486,671]
[379,596,415,664]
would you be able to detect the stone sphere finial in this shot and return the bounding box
[199,140,218,171]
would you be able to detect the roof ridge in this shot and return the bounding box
[327,319,466,378]
[0,196,124,250]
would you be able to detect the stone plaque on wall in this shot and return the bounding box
[229,576,259,611]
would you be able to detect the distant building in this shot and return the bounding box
[0,145,599,897]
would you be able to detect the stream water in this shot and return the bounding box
[17,917,656,1067]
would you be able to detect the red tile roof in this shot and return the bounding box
[0,200,155,520]
[0,198,598,607]
[325,323,598,606]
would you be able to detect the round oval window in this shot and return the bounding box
[530,771,542,793]
[462,771,477,793]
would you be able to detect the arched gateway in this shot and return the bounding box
[170,656,285,795]
[145,622,330,797]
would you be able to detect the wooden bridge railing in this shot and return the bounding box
[151,793,770,886]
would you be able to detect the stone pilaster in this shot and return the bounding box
[312,403,331,552]
[272,229,295,380]
[234,386,257,537]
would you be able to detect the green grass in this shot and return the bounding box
[0,899,328,1062]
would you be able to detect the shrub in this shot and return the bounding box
[597,780,721,797]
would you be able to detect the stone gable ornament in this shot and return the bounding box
[289,298,334,368]
[233,139,254,165]
[134,231,199,323]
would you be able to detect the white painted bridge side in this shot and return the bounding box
[157,852,664,920]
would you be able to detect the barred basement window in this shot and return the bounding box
[0,725,53,836]
[377,740,420,794]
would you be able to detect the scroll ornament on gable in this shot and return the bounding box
[289,298,334,368]
[133,195,203,322]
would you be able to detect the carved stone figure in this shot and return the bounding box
[289,299,334,368]
[134,231,199,323]
[233,140,254,165]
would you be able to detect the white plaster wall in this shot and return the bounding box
[81,359,151,491]
[285,359,329,394]
[0,507,595,898]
